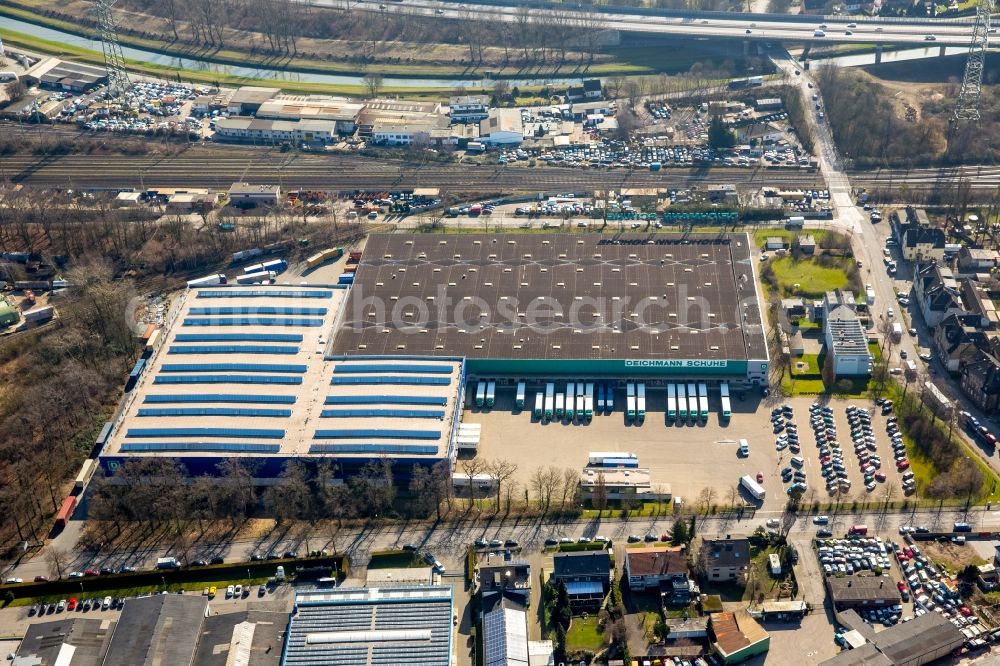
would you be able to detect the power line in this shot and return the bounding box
[953,0,992,123]
[94,0,133,100]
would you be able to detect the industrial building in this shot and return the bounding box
[332,233,769,384]
[100,233,767,486]
[213,117,341,145]
[98,283,464,482]
[22,57,107,92]
[282,586,454,666]
[709,611,770,664]
[820,611,964,666]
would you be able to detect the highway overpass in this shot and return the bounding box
[323,0,985,47]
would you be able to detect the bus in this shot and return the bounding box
[544,383,555,421]
[677,384,688,420]
[740,475,766,501]
[515,382,526,410]
[475,381,486,408]
[555,392,565,419]
[636,383,646,422]
[667,384,677,421]
[533,393,543,419]
[485,381,496,409]
[686,383,697,422]
[698,383,709,421]
[626,383,636,420]
[720,383,731,421]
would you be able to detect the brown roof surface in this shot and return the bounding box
[331,233,768,362]
[626,546,687,577]
[826,576,901,604]
[711,611,768,657]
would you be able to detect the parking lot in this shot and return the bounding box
[469,393,911,511]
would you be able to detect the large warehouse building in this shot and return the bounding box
[333,233,769,382]
[98,233,768,483]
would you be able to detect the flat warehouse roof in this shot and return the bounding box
[103,284,462,463]
[331,233,767,363]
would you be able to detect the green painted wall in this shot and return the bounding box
[466,358,750,377]
[723,636,770,664]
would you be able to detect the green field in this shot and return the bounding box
[566,615,605,653]
[769,256,851,298]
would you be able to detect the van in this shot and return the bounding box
[954,522,972,532]
[813,29,826,37]
[791,456,804,468]
[739,439,750,457]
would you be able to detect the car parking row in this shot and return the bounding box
[845,406,886,492]
[817,535,892,578]
[29,594,122,617]
[883,408,916,495]
[811,402,851,496]
[772,404,808,496]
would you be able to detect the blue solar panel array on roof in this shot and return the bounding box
[319,409,445,419]
[308,444,439,455]
[174,333,304,342]
[188,307,328,316]
[313,429,440,440]
[154,375,303,385]
[126,427,285,438]
[167,345,300,355]
[183,317,324,327]
[137,407,292,418]
[196,290,332,298]
[120,443,282,453]
[160,363,307,373]
[331,376,451,386]
[324,395,447,406]
[333,364,452,374]
[145,394,296,404]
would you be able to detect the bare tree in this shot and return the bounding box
[363,72,384,99]
[460,457,488,510]
[487,459,518,513]
[46,547,72,580]
[697,487,717,514]
[592,472,609,512]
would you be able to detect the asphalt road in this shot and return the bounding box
[326,0,978,46]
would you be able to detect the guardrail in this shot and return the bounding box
[438,0,978,26]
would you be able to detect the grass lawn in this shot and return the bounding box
[10,575,273,607]
[566,615,605,653]
[769,256,852,299]
[367,550,424,569]
[791,353,821,376]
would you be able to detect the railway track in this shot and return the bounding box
[0,151,822,191]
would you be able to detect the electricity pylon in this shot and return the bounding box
[94,0,132,99]
[953,0,992,123]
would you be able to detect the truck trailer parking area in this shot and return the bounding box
[469,394,910,509]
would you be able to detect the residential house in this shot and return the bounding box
[737,122,783,146]
[959,279,999,329]
[912,263,965,328]
[933,312,990,373]
[957,247,999,273]
[551,551,611,610]
[699,537,751,584]
[781,298,808,321]
[892,206,946,262]
[478,557,531,610]
[623,546,697,603]
[825,305,873,377]
[583,79,603,99]
[959,348,1000,414]
[449,95,490,123]
[566,85,587,102]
